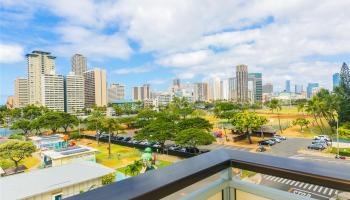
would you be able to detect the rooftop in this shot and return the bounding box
[41,145,97,159]
[0,162,114,200]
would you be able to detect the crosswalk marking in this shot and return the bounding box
[271,177,279,181]
[290,181,296,185]
[276,178,283,182]
[318,186,323,192]
[303,183,309,189]
[266,176,274,180]
[323,188,328,194]
[285,180,291,185]
[294,182,300,186]
[328,189,333,196]
[313,186,318,191]
[335,190,338,194]
[299,183,304,187]
[281,179,287,184]
[308,184,313,190]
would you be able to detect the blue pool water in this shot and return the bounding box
[0,127,15,137]
[115,171,128,182]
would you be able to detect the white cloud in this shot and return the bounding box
[0,43,24,63]
[53,26,132,60]
[2,0,350,89]
[113,65,153,75]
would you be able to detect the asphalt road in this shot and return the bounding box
[260,174,341,200]
[263,138,312,157]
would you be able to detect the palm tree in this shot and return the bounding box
[125,160,143,176]
[102,117,123,159]
[268,99,283,133]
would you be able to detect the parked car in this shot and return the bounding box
[307,143,325,150]
[312,140,330,146]
[153,143,161,148]
[186,147,200,154]
[168,145,181,151]
[122,137,131,142]
[258,140,274,146]
[314,135,331,141]
[274,135,286,140]
[270,138,281,143]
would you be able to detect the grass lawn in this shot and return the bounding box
[23,156,40,170]
[76,138,142,169]
[116,159,173,176]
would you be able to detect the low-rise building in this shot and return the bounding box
[41,145,97,167]
[0,162,114,200]
[30,134,65,150]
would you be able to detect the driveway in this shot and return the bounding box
[263,138,312,157]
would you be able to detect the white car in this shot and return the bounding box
[314,135,331,141]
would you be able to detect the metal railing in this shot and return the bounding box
[67,149,350,200]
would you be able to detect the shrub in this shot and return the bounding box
[69,131,81,140]
[8,133,24,140]
[102,173,116,185]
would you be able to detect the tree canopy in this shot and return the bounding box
[0,141,35,170]
[175,128,215,148]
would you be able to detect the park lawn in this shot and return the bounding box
[76,139,142,169]
[256,107,300,115]
[23,156,40,170]
[116,160,173,176]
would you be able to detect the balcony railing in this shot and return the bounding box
[67,149,350,200]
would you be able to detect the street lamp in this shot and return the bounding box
[336,119,339,158]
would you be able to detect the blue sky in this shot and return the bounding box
[1,0,349,104]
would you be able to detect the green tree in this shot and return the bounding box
[11,119,32,140]
[40,112,64,134]
[125,160,143,176]
[135,118,176,149]
[112,104,124,116]
[177,117,212,131]
[267,99,283,133]
[175,128,215,148]
[293,118,310,132]
[30,118,43,135]
[22,105,46,120]
[136,109,158,128]
[101,117,123,158]
[102,173,116,185]
[59,112,79,134]
[0,141,35,171]
[231,112,267,144]
[86,110,105,143]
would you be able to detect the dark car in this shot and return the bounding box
[308,143,325,150]
[122,137,131,142]
[258,140,274,146]
[186,147,200,154]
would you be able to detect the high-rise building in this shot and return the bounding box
[228,77,236,100]
[108,83,125,103]
[132,84,151,101]
[6,96,15,109]
[340,62,349,89]
[236,64,248,103]
[248,75,256,103]
[71,54,87,76]
[65,72,85,114]
[307,83,319,98]
[132,87,141,101]
[193,83,208,102]
[84,68,107,108]
[332,73,340,89]
[14,77,28,108]
[173,78,180,88]
[41,73,64,111]
[141,84,151,100]
[220,79,229,100]
[27,51,56,105]
[208,77,221,101]
[262,83,273,94]
[249,73,262,101]
[285,80,291,93]
[294,84,303,94]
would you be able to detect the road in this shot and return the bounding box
[260,174,341,200]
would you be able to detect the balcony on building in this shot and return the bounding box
[67,149,350,200]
